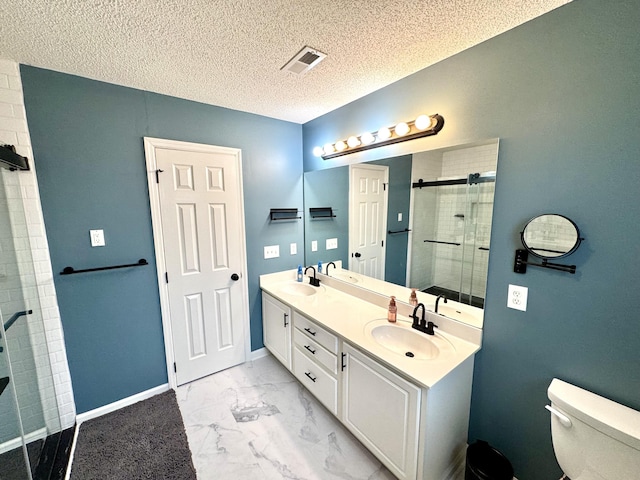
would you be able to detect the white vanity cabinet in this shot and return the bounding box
[341,342,421,480]
[262,293,292,369]
[259,284,477,480]
[292,312,339,415]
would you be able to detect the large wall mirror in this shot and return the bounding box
[303,139,499,324]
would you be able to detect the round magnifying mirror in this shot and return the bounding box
[521,214,581,259]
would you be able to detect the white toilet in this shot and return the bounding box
[547,378,640,479]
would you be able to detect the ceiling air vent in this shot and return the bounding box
[281,46,326,76]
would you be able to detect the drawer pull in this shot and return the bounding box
[304,345,316,355]
[283,313,289,327]
[305,371,317,382]
[304,327,317,336]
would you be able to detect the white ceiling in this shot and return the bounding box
[0,1,570,124]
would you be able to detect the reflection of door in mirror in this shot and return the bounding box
[349,164,388,279]
[409,144,497,307]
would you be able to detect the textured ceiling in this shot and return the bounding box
[0,1,570,123]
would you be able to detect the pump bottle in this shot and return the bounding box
[387,296,397,323]
[409,289,418,306]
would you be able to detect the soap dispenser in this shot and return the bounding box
[297,265,303,282]
[317,261,322,274]
[387,296,397,323]
[409,289,418,306]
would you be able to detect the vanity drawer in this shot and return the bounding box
[294,312,338,354]
[293,346,338,415]
[293,328,337,375]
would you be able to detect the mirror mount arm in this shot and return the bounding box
[514,249,576,274]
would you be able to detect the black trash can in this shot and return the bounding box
[465,440,514,480]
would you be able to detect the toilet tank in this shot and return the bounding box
[547,378,640,480]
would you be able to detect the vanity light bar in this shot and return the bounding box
[315,114,445,160]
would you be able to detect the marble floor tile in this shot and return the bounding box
[177,355,395,480]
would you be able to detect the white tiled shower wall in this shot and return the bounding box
[0,59,76,435]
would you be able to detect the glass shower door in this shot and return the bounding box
[0,170,61,479]
[1,309,32,480]
[410,182,467,296]
[410,171,495,307]
[460,172,496,308]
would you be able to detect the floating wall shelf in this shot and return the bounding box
[269,208,301,221]
[309,207,336,219]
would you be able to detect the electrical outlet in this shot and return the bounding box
[290,243,297,255]
[264,245,280,259]
[507,284,528,311]
[311,240,318,252]
[90,229,105,247]
[326,238,338,250]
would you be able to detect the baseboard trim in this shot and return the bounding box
[75,384,170,424]
[443,442,467,480]
[250,347,269,361]
[0,426,47,454]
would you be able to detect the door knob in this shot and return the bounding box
[231,273,240,281]
[354,252,362,258]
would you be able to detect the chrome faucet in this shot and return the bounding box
[435,294,447,313]
[304,266,321,287]
[410,303,438,335]
[325,261,337,275]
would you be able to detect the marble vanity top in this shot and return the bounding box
[260,268,482,389]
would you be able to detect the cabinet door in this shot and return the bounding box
[342,343,421,480]
[262,293,291,369]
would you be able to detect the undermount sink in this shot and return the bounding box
[365,320,455,360]
[278,281,323,297]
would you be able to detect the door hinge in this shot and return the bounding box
[165,272,169,283]
[155,169,164,183]
[383,183,387,191]
[382,240,384,247]
[173,362,177,373]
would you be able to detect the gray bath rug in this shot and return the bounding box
[70,390,196,480]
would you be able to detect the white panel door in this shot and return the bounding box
[349,164,388,279]
[147,139,247,386]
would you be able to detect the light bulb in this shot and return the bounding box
[313,146,324,157]
[323,143,335,155]
[361,132,375,145]
[377,127,391,141]
[395,122,410,136]
[347,136,361,148]
[415,114,432,130]
[335,140,347,151]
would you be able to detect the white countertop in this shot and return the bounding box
[260,269,481,389]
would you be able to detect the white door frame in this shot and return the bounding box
[143,137,251,389]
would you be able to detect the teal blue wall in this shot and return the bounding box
[303,167,349,267]
[370,155,412,285]
[21,67,303,413]
[303,1,640,478]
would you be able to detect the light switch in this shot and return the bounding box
[90,229,105,247]
[507,284,528,311]
[264,245,280,259]
[397,213,403,222]
[326,238,338,250]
